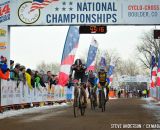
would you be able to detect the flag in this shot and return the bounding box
[151,53,156,69]
[157,53,160,86]
[151,64,157,87]
[108,59,115,85]
[86,38,98,71]
[58,26,80,86]
[108,59,115,77]
[30,0,58,12]
[150,53,157,88]
[99,51,106,67]
[109,75,113,83]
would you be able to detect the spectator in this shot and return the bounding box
[19,66,26,85]
[0,56,10,80]
[0,56,8,73]
[10,60,14,78]
[38,72,46,88]
[142,89,147,98]
[31,70,36,88]
[118,90,121,98]
[53,75,58,85]
[41,71,48,83]
[147,89,149,98]
[139,90,142,98]
[10,60,14,69]
[25,68,33,90]
[10,63,20,80]
[47,71,57,88]
[34,71,43,92]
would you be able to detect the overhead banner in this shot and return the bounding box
[0,0,160,25]
[118,75,150,83]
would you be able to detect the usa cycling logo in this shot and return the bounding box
[18,1,41,24]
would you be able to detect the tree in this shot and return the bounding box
[116,59,140,76]
[36,61,60,74]
[137,30,160,69]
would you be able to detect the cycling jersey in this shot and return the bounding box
[70,64,87,83]
[98,71,107,86]
[87,72,96,87]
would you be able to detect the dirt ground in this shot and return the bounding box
[0,98,158,130]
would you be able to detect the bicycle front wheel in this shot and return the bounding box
[73,100,79,117]
[90,93,96,110]
[80,96,86,116]
[101,90,106,112]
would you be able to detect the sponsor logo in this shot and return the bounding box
[0,29,6,36]
[0,1,10,23]
[0,42,7,50]
[18,1,40,24]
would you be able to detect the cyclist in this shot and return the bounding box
[87,70,95,94]
[97,66,109,108]
[69,59,87,107]
[87,70,98,106]
[70,59,87,82]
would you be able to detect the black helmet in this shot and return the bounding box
[75,59,82,66]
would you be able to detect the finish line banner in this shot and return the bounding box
[0,0,160,25]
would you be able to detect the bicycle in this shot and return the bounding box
[98,86,106,112]
[90,86,97,110]
[73,82,86,117]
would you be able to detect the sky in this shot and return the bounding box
[10,26,159,69]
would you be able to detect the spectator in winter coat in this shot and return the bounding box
[10,60,14,79]
[0,56,10,80]
[19,66,26,85]
[47,71,57,88]
[25,68,33,90]
[10,63,20,80]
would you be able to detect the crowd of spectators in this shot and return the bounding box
[0,57,58,89]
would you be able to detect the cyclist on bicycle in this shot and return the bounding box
[69,59,87,107]
[87,70,98,106]
[97,66,109,108]
[87,70,96,95]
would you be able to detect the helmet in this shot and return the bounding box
[75,59,82,66]
[99,66,105,71]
